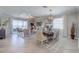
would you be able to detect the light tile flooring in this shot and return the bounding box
[0,33,78,53]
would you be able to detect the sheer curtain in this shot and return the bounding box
[53,17,63,29]
[12,20,28,29]
[52,17,64,37]
[12,19,28,34]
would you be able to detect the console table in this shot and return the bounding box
[0,28,5,39]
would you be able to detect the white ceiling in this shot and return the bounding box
[0,6,79,17]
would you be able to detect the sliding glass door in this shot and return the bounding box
[12,19,28,33]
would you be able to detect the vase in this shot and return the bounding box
[71,23,75,39]
[71,34,75,39]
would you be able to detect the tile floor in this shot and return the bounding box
[0,33,78,53]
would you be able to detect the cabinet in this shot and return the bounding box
[0,28,5,39]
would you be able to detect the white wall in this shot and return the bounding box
[63,12,79,38]
[76,13,79,37]
[0,16,11,38]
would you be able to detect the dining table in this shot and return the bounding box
[42,31,54,41]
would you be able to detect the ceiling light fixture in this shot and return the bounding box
[42,6,54,23]
[48,9,53,22]
[42,6,48,8]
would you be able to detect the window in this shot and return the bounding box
[12,20,28,29]
[53,17,63,29]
